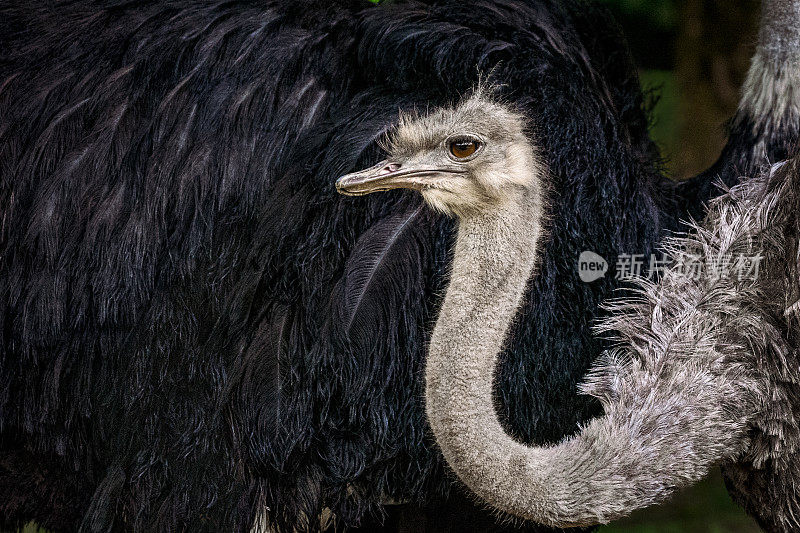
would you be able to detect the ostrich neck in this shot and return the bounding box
[759,0,800,60]
[424,185,755,527]
[424,189,559,520]
[739,0,800,143]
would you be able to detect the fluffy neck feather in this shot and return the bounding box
[424,159,765,529]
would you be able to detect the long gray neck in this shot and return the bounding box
[738,0,800,147]
[425,189,758,527]
[425,188,580,524]
[759,0,800,61]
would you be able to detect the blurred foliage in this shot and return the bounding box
[640,69,679,167]
[597,0,677,30]
[601,470,761,532]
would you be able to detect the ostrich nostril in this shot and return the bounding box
[380,163,401,175]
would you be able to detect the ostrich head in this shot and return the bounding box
[336,93,541,218]
[336,90,555,524]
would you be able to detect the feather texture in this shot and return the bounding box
[587,157,800,532]
[342,206,424,333]
[0,0,795,530]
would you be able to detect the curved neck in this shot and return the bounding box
[425,188,758,527]
[425,190,563,521]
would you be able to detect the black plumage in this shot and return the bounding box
[0,0,792,531]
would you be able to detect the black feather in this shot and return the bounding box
[0,0,795,531]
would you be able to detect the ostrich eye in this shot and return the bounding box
[449,138,480,159]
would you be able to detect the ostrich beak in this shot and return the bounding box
[336,160,462,196]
